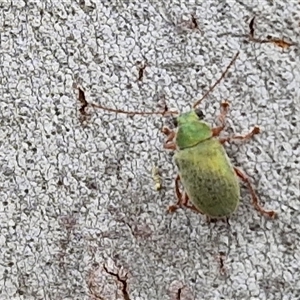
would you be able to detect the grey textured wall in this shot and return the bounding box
[1,1,300,299]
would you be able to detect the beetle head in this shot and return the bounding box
[175,109,212,149]
[172,108,204,128]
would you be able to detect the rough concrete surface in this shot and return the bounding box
[0,0,300,299]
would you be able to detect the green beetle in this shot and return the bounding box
[83,52,276,220]
[163,102,276,219]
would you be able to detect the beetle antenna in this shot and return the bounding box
[90,102,178,116]
[193,51,240,109]
[74,84,179,117]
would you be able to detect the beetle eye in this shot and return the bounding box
[195,108,204,119]
[172,117,178,127]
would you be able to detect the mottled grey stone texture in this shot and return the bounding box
[1,1,300,299]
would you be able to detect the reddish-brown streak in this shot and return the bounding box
[103,264,130,300]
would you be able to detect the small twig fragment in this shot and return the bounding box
[216,251,228,275]
[248,17,295,49]
[152,165,162,190]
[168,281,194,300]
[78,87,89,115]
[137,61,148,81]
[176,286,184,300]
[190,14,199,29]
[249,16,255,38]
[179,13,201,32]
[269,38,294,49]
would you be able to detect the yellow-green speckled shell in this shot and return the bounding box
[174,138,240,218]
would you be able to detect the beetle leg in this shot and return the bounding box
[164,141,176,150]
[162,126,177,150]
[212,126,224,137]
[168,175,197,213]
[212,101,230,137]
[168,175,205,216]
[178,186,205,215]
[162,126,173,135]
[219,126,260,144]
[233,167,277,218]
[167,174,183,212]
[218,101,229,125]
